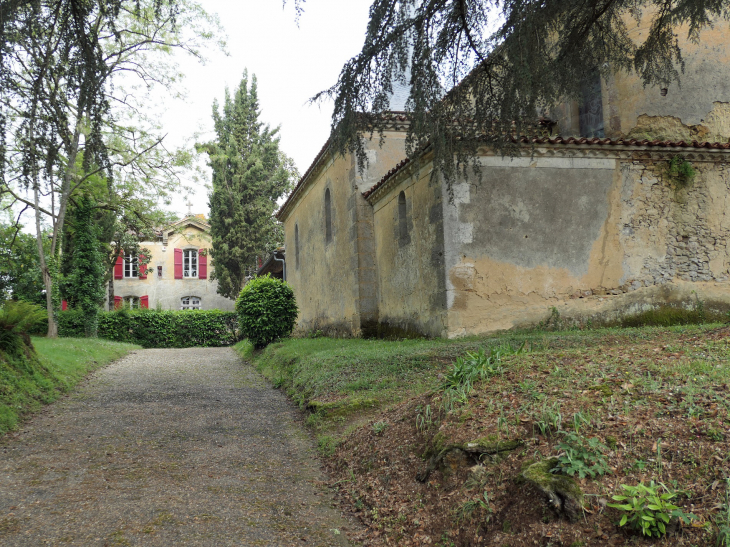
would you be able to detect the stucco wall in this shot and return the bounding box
[113,226,235,311]
[554,20,730,142]
[441,148,730,337]
[369,153,447,337]
[281,131,408,336]
[283,152,363,334]
[611,22,730,140]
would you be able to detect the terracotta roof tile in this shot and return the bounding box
[276,113,413,220]
[362,136,730,200]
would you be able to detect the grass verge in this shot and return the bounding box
[0,337,139,436]
[246,323,730,546]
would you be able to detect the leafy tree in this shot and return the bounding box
[60,195,106,336]
[303,0,730,187]
[0,225,47,305]
[0,0,221,336]
[200,71,297,299]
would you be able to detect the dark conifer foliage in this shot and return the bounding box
[61,195,106,336]
[307,0,730,187]
[201,72,296,299]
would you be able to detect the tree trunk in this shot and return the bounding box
[34,184,58,337]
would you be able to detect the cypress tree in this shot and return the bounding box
[202,71,295,299]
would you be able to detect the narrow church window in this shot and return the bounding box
[295,223,300,269]
[398,191,408,240]
[181,296,201,310]
[183,249,198,277]
[124,255,138,278]
[579,71,605,138]
[324,188,332,243]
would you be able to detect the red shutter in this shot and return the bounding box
[174,248,183,279]
[139,254,147,279]
[114,296,122,310]
[114,254,123,279]
[199,249,207,279]
[62,300,68,311]
[140,295,149,309]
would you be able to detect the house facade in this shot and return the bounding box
[111,216,235,311]
[278,21,730,338]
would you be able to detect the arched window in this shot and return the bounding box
[295,223,300,269]
[181,296,201,310]
[398,191,408,240]
[324,188,332,243]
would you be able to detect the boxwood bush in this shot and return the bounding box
[236,275,298,348]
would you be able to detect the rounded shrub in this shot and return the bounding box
[235,274,298,348]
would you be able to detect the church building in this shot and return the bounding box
[278,21,730,338]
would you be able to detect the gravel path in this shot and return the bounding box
[0,348,360,546]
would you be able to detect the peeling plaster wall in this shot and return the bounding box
[113,227,235,311]
[611,22,730,139]
[440,149,730,337]
[370,154,447,337]
[554,21,730,142]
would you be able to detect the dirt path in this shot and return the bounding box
[0,348,359,546]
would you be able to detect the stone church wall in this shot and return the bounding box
[369,152,448,338]
[441,148,730,337]
[282,152,363,335]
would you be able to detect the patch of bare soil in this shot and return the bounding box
[325,330,730,546]
[0,348,360,546]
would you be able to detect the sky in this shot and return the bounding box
[158,0,374,218]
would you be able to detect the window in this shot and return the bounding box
[398,191,408,240]
[124,296,139,309]
[295,223,300,270]
[124,255,138,278]
[181,296,201,310]
[183,249,198,278]
[579,71,605,138]
[324,188,332,243]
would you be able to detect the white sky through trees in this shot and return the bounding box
[161,0,373,218]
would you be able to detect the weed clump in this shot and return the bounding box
[620,303,723,328]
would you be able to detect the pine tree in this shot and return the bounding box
[312,0,730,189]
[202,71,296,299]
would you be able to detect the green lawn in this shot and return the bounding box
[0,337,139,436]
[239,324,730,449]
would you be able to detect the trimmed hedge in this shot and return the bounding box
[99,309,239,348]
[35,309,239,348]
